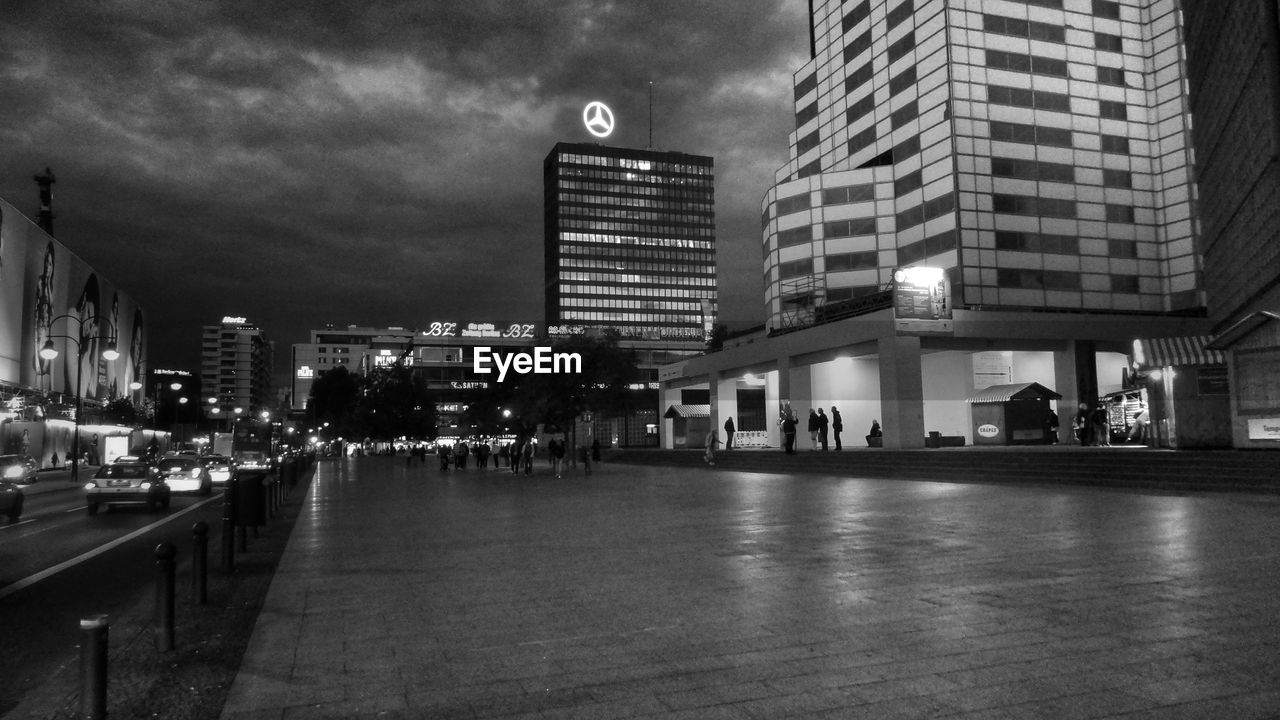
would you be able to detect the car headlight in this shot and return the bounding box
[3,466,22,479]
[85,482,96,490]
[141,482,152,490]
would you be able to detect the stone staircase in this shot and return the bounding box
[603,446,1280,494]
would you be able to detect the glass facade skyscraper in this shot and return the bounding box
[544,142,717,342]
[762,0,1200,331]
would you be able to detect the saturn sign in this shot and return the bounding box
[583,101,615,138]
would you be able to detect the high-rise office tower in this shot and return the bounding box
[1181,0,1280,448]
[544,142,717,345]
[201,317,273,418]
[762,0,1199,330]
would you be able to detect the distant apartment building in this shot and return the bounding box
[200,317,273,420]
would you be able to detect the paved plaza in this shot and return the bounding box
[220,455,1280,719]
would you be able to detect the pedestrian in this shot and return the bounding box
[1073,402,1092,446]
[522,438,534,475]
[704,429,720,465]
[499,442,510,468]
[782,413,797,454]
[1127,407,1150,444]
[818,408,830,451]
[591,437,601,462]
[91,434,100,465]
[578,444,592,475]
[476,440,490,469]
[1092,403,1111,446]
[455,440,469,469]
[831,407,843,450]
[437,443,451,471]
[1046,409,1060,444]
[807,409,820,450]
[551,438,567,478]
[724,416,735,450]
[510,439,522,475]
[490,438,501,468]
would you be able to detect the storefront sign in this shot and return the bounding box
[296,365,314,379]
[1247,418,1280,440]
[977,423,1000,438]
[221,316,248,325]
[424,321,538,339]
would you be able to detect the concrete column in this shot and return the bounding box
[878,335,925,449]
[716,375,737,448]
[1053,343,1081,445]
[707,373,719,448]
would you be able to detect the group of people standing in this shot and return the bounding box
[432,435,600,477]
[777,407,846,454]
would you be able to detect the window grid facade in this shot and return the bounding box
[544,143,717,341]
[761,0,1201,329]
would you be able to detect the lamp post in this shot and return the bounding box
[39,314,119,482]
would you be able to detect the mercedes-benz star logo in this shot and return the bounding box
[583,101,615,138]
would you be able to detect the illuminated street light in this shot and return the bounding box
[37,314,119,481]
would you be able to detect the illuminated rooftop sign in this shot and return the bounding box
[221,316,248,325]
[583,101,614,138]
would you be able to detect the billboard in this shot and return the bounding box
[0,198,145,400]
[892,266,953,334]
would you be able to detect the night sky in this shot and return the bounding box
[0,1,808,377]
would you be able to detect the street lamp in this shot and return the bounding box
[39,314,118,481]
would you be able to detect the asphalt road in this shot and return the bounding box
[0,486,226,716]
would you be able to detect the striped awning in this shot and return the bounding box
[967,382,1062,404]
[1133,336,1226,369]
[664,404,710,419]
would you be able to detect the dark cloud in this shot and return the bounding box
[0,1,807,379]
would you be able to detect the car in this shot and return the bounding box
[155,457,213,495]
[1,480,23,521]
[85,462,170,514]
[200,454,232,485]
[0,454,39,484]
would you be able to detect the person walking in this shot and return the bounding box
[818,408,830,451]
[550,438,566,478]
[782,412,797,454]
[1073,402,1092,446]
[723,416,736,450]
[831,407,843,450]
[704,429,720,465]
[807,409,820,450]
[1092,403,1111,446]
[522,438,534,475]
[578,444,592,475]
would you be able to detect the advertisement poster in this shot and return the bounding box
[0,198,145,400]
[893,266,953,334]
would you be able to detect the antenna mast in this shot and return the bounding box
[648,81,653,150]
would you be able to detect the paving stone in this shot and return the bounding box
[218,458,1280,719]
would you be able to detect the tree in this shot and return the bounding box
[706,323,729,352]
[354,365,438,441]
[505,331,639,432]
[308,365,361,437]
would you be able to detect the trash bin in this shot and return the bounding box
[232,471,268,526]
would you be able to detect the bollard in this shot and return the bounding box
[192,521,208,605]
[222,477,236,574]
[155,542,175,652]
[79,614,109,720]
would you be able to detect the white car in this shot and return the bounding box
[155,457,213,495]
[201,455,232,485]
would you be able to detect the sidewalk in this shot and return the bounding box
[219,454,1280,719]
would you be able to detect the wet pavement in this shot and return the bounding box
[219,455,1280,719]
